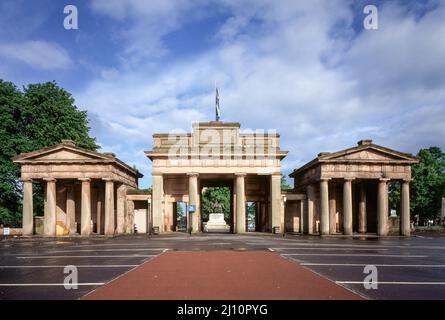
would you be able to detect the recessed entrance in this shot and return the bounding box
[200,180,233,233]
[246,201,257,232]
[173,201,188,232]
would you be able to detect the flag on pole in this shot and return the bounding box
[215,87,221,121]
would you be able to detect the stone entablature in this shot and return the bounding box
[147,122,287,158]
[13,140,142,187]
[146,121,287,176]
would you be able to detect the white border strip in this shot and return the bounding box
[16,255,156,259]
[302,263,445,267]
[282,253,427,257]
[336,281,445,285]
[0,265,138,268]
[0,283,104,287]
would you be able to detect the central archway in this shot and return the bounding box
[200,177,234,233]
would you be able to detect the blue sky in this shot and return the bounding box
[1,0,445,188]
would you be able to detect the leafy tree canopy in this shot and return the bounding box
[281,174,292,191]
[0,80,98,226]
[411,147,445,221]
[201,187,231,222]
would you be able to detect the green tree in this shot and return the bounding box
[201,187,231,222]
[281,174,291,191]
[0,80,98,227]
[0,80,29,226]
[21,82,98,151]
[411,147,445,221]
[388,181,401,212]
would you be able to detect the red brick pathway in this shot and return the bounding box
[83,251,362,300]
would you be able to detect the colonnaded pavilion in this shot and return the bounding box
[12,121,418,237]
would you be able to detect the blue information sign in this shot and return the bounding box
[188,205,196,213]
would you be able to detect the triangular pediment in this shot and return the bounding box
[320,145,416,162]
[13,145,108,162]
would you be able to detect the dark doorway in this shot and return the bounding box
[366,182,378,233]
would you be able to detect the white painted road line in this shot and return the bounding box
[45,248,165,253]
[282,253,427,257]
[16,255,156,259]
[257,243,445,250]
[336,281,445,285]
[0,265,138,268]
[69,243,168,248]
[272,247,388,251]
[301,263,445,268]
[0,283,105,287]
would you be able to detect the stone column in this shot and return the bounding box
[43,178,57,236]
[343,178,354,235]
[79,178,91,236]
[377,178,390,236]
[188,173,200,233]
[281,196,286,234]
[400,179,411,236]
[152,174,164,233]
[126,199,135,234]
[271,174,282,233]
[66,184,76,234]
[104,178,115,236]
[358,183,367,233]
[116,184,127,234]
[319,178,330,235]
[235,173,247,233]
[147,199,152,235]
[21,179,33,235]
[306,184,315,234]
[329,183,337,234]
[300,200,305,234]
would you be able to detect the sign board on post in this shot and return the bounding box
[4,227,10,236]
[188,205,196,213]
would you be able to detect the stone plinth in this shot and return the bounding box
[204,213,230,233]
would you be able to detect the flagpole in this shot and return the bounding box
[215,81,218,122]
[215,81,220,122]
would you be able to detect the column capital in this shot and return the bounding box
[186,172,199,177]
[344,177,355,181]
[152,172,163,177]
[402,178,412,183]
[235,172,247,177]
[320,177,331,182]
[379,178,391,182]
[43,178,56,182]
[20,178,33,183]
[78,177,91,182]
[102,178,114,182]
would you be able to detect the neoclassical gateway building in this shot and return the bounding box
[13,121,418,237]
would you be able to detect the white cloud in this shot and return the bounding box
[77,1,445,188]
[0,40,72,70]
[90,0,212,65]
